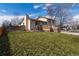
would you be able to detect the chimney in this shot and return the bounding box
[24,14,31,31]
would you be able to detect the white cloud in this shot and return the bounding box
[72,15,79,21]
[0,9,7,16]
[45,3,52,7]
[42,3,53,10]
[71,3,76,7]
[33,4,52,10]
[68,14,79,26]
[0,15,24,27]
[33,4,43,9]
[1,9,7,13]
[43,7,47,9]
[29,14,38,19]
[33,5,40,9]
[0,15,24,20]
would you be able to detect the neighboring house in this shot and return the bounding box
[21,15,59,32]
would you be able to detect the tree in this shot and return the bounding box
[11,18,18,26]
[2,20,11,35]
[46,3,74,31]
[2,20,10,27]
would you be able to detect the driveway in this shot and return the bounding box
[61,31,79,36]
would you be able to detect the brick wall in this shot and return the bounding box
[42,25,50,31]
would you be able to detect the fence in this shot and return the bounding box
[0,27,6,36]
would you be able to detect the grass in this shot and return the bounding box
[0,31,79,56]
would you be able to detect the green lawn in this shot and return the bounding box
[0,31,79,56]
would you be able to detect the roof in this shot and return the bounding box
[30,18,47,22]
[31,19,47,22]
[21,16,56,24]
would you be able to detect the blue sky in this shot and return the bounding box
[0,3,79,26]
[0,3,79,17]
[0,3,79,18]
[0,3,48,18]
[69,4,79,16]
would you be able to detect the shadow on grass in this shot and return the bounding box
[0,32,12,56]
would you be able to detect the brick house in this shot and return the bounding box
[21,15,59,32]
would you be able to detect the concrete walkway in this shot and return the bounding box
[61,31,79,36]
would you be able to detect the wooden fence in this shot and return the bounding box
[0,27,6,36]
